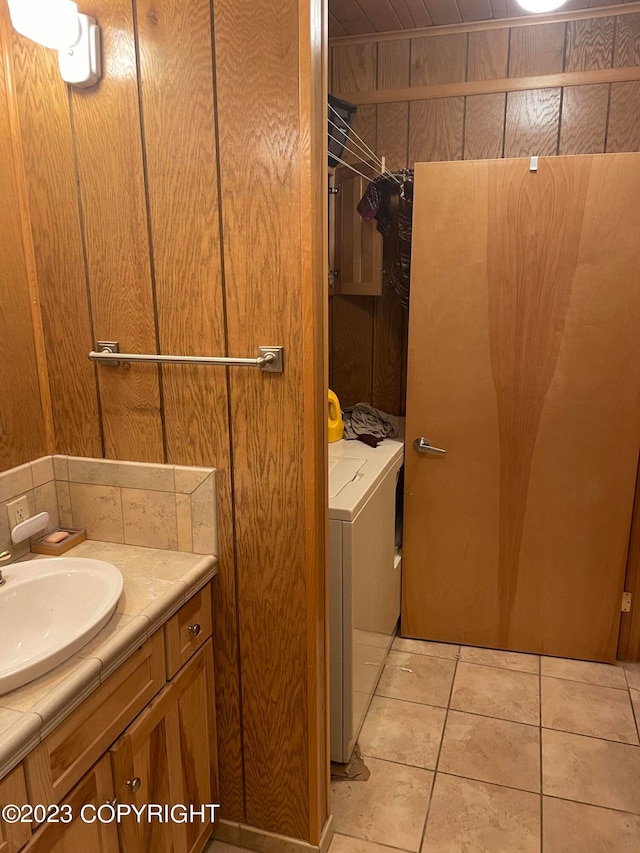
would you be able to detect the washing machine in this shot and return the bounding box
[329,437,404,763]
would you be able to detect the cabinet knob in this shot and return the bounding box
[188,623,201,639]
[125,777,141,793]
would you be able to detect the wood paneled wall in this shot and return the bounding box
[0,12,50,471]
[1,0,327,843]
[329,8,640,415]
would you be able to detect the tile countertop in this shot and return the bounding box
[0,540,217,781]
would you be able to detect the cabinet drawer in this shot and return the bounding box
[165,584,212,678]
[25,631,165,809]
[0,764,30,853]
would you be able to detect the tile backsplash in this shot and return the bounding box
[0,459,60,560]
[0,456,217,557]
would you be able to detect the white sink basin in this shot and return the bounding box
[0,557,123,695]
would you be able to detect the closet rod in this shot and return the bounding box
[89,342,284,373]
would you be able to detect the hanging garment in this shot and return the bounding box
[357,170,414,307]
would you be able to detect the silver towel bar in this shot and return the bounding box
[89,342,284,373]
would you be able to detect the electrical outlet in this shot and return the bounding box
[7,495,30,530]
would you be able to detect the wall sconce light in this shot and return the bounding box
[7,0,101,88]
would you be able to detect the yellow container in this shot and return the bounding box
[328,389,344,443]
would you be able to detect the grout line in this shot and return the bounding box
[356,752,436,774]
[391,649,460,661]
[540,672,629,691]
[630,688,640,743]
[541,723,639,748]
[539,645,544,853]
[358,751,541,796]
[437,770,540,798]
[418,656,459,850]
[454,658,540,677]
[543,792,640,819]
[116,486,125,545]
[374,690,450,712]
[332,829,412,853]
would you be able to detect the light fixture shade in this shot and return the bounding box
[7,0,79,49]
[516,0,568,11]
[58,13,101,88]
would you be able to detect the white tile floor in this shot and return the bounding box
[332,639,640,853]
[207,641,640,853]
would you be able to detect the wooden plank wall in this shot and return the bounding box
[329,9,640,416]
[0,13,51,470]
[1,0,327,843]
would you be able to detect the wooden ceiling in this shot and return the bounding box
[329,0,638,37]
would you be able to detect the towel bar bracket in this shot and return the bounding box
[90,342,284,373]
[257,346,284,373]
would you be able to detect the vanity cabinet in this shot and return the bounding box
[0,765,30,853]
[3,580,218,853]
[111,642,217,853]
[25,632,166,809]
[23,757,118,853]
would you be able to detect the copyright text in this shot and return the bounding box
[1,803,220,825]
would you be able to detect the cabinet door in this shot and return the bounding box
[0,764,30,853]
[24,756,118,853]
[334,168,382,296]
[111,641,218,853]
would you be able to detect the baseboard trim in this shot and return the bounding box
[213,815,334,853]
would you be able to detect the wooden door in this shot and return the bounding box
[110,642,218,853]
[402,154,640,662]
[24,756,118,853]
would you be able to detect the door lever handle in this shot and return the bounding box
[413,437,446,456]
